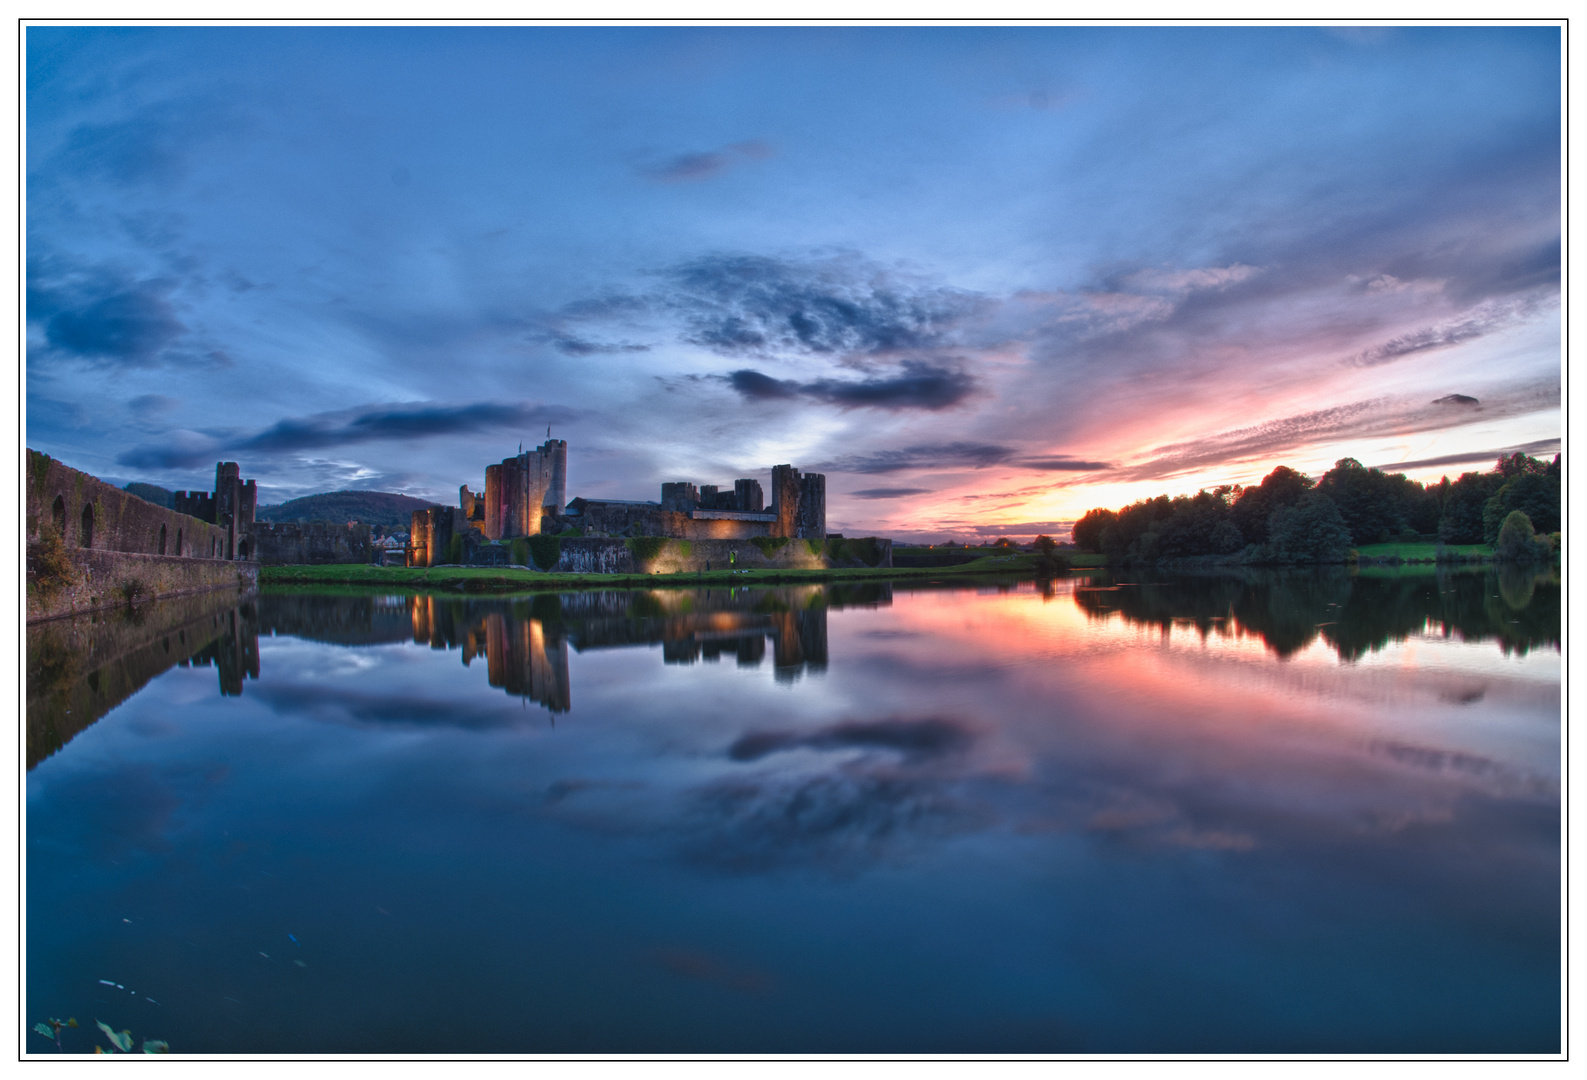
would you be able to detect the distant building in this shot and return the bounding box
[409,440,827,567]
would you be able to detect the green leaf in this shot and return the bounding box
[33,1022,54,1037]
[142,1040,170,1054]
[95,1020,132,1052]
[66,1018,79,1028]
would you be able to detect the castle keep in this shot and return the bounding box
[409,440,832,568]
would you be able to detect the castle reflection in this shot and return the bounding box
[27,583,888,767]
[27,589,260,769]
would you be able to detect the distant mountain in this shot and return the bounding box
[255,490,442,529]
[124,482,175,509]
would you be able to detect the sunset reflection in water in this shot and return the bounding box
[26,571,1558,1053]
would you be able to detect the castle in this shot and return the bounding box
[408,440,829,567]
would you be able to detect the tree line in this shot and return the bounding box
[1071,452,1561,564]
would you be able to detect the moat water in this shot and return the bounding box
[26,568,1560,1054]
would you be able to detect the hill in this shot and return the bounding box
[123,482,175,509]
[255,490,442,529]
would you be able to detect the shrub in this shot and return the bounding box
[119,579,148,607]
[528,533,562,570]
[807,538,825,556]
[445,534,464,564]
[749,536,790,558]
[627,536,668,565]
[28,524,76,596]
[1495,511,1548,562]
[511,538,530,566]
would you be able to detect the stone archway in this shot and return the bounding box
[51,495,65,535]
[238,539,250,560]
[79,503,93,548]
[159,524,167,555]
[176,528,183,557]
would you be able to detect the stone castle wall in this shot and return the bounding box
[253,521,374,565]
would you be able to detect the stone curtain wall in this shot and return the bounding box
[27,548,259,623]
[549,536,891,574]
[28,449,233,558]
[27,450,259,622]
[253,522,374,565]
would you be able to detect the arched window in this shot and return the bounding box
[211,537,217,557]
[176,528,183,557]
[237,540,250,560]
[159,524,167,555]
[51,495,65,535]
[79,503,93,548]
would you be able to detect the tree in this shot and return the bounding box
[1071,509,1116,554]
[1317,458,1411,545]
[1267,493,1353,563]
[991,537,1017,550]
[1494,511,1548,562]
[1231,466,1313,545]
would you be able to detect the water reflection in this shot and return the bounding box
[1070,564,1559,660]
[27,590,259,769]
[25,571,1559,1053]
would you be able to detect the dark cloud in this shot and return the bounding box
[728,718,975,763]
[637,140,774,183]
[1018,457,1112,472]
[815,442,1015,475]
[848,487,933,499]
[238,401,577,453]
[664,253,990,358]
[30,266,187,367]
[116,400,577,469]
[1433,394,1480,406]
[724,360,976,411]
[1370,438,1559,474]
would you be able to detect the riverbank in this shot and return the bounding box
[260,553,1091,592]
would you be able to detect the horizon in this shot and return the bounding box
[26,25,1561,545]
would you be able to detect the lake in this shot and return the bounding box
[25,567,1560,1054]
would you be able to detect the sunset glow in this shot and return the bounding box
[26,26,1559,541]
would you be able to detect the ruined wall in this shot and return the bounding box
[28,449,234,559]
[253,521,374,565]
[27,547,259,623]
[542,536,888,574]
[408,506,457,567]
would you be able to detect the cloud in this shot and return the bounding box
[1113,379,1559,483]
[115,429,226,470]
[1370,438,1559,474]
[127,394,180,418]
[723,360,977,411]
[116,399,577,469]
[663,253,991,358]
[1346,296,1542,367]
[814,442,1016,475]
[237,401,577,453]
[848,487,934,499]
[637,140,774,183]
[1432,394,1480,406]
[29,265,187,367]
[1017,457,1112,472]
[727,717,975,763]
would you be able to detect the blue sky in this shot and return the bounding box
[26,25,1560,540]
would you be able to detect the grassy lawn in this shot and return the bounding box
[258,553,1095,593]
[1353,541,1492,561]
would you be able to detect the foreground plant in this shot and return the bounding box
[31,1016,167,1054]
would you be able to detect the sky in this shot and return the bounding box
[25,24,1561,542]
